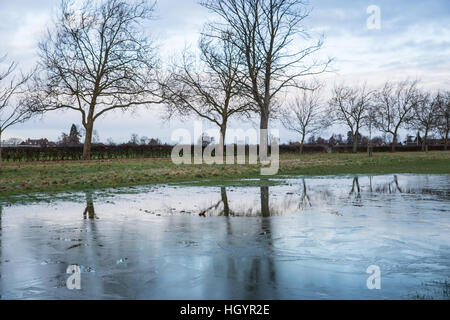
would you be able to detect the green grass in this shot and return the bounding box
[0,151,449,200]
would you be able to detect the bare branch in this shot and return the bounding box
[30,0,161,160]
[372,79,419,151]
[280,79,324,153]
[200,0,331,160]
[327,82,373,153]
[162,33,253,151]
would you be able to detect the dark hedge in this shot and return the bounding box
[1,144,446,162]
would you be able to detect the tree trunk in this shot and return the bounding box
[259,111,269,162]
[392,132,398,152]
[300,135,305,154]
[445,130,449,151]
[367,137,373,157]
[352,132,358,153]
[219,123,226,163]
[83,121,94,160]
[422,129,429,152]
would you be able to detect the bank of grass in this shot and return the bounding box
[0,151,449,198]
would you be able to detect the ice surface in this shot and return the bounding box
[0,174,449,299]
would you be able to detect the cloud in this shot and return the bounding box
[1,0,449,142]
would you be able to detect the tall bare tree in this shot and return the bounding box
[32,0,161,160]
[373,80,419,152]
[200,0,331,159]
[364,103,377,157]
[435,91,450,150]
[0,56,35,171]
[410,91,439,151]
[280,81,323,154]
[163,33,251,158]
[328,83,372,153]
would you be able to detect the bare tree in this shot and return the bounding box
[328,83,372,153]
[200,0,331,159]
[0,56,36,171]
[373,80,419,152]
[140,136,150,145]
[4,137,23,146]
[162,33,251,158]
[106,137,116,146]
[365,103,377,156]
[435,91,450,150]
[410,91,439,151]
[280,81,323,154]
[32,0,162,160]
[129,133,139,145]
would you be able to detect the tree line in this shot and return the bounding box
[283,79,450,154]
[0,0,448,171]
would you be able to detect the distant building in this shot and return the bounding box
[405,135,417,146]
[20,138,56,147]
[425,138,446,145]
[409,134,447,146]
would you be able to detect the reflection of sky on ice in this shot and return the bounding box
[0,174,449,299]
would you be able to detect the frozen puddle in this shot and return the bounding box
[0,174,449,299]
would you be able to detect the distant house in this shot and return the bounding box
[410,134,447,146]
[425,138,446,145]
[405,135,418,146]
[372,142,386,147]
[20,138,56,148]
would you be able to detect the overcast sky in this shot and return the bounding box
[1,0,449,143]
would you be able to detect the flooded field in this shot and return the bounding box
[0,174,449,300]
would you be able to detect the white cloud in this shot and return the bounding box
[1,0,449,143]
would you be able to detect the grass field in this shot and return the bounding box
[0,151,449,198]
